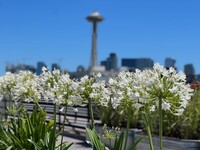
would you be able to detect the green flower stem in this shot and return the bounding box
[159,98,163,150]
[147,124,154,150]
[143,112,154,150]
[123,110,130,150]
[53,104,57,150]
[35,100,43,110]
[109,139,111,148]
[88,98,95,129]
[60,105,68,150]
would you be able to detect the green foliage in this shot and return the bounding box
[113,132,124,150]
[98,100,139,128]
[86,127,108,150]
[99,87,200,142]
[102,124,120,141]
[86,125,143,150]
[149,87,200,140]
[174,87,200,139]
[128,135,147,150]
[0,105,72,150]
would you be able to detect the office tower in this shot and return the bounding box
[165,58,176,69]
[6,64,16,73]
[101,53,118,71]
[6,64,36,73]
[184,64,195,83]
[51,63,61,71]
[37,61,47,75]
[121,58,154,71]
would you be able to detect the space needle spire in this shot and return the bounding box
[86,11,103,70]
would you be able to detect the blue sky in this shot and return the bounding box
[0,0,200,75]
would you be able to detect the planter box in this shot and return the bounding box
[86,124,200,150]
[135,133,200,150]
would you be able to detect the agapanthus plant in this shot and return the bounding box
[106,63,193,150]
[0,71,41,119]
[39,67,79,149]
[77,73,110,129]
[108,71,143,150]
[13,71,41,103]
[135,63,193,115]
[0,72,17,102]
[39,67,79,106]
[133,63,193,150]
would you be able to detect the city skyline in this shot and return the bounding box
[4,55,196,74]
[1,1,200,75]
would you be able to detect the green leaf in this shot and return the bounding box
[128,135,147,150]
[6,146,13,150]
[0,139,9,148]
[28,139,41,150]
[114,132,124,150]
[0,104,59,150]
[86,127,106,150]
[56,142,74,150]
[6,131,23,149]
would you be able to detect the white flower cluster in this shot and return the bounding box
[108,71,137,109]
[0,71,41,103]
[13,71,41,102]
[0,63,193,116]
[0,68,110,107]
[0,72,17,101]
[39,67,79,106]
[138,63,194,115]
[76,73,110,106]
[108,63,194,116]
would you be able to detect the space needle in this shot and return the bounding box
[86,11,104,71]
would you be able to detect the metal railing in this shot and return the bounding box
[0,99,100,137]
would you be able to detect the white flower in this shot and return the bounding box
[169,86,178,93]
[132,103,143,109]
[11,71,41,102]
[175,108,184,116]
[135,63,194,115]
[42,67,48,72]
[97,73,102,78]
[59,107,65,112]
[111,97,120,109]
[150,105,156,112]
[80,75,89,83]
[39,68,79,106]
[73,107,78,112]
[108,78,117,85]
[75,74,110,106]
[162,101,171,110]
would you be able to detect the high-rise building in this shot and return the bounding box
[6,64,36,73]
[25,65,36,73]
[37,61,47,75]
[165,58,176,69]
[6,64,16,73]
[100,61,107,67]
[51,63,61,71]
[101,53,118,71]
[184,64,195,83]
[121,58,154,71]
[184,64,195,75]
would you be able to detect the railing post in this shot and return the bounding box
[75,107,77,122]
[87,104,90,123]
[0,98,6,121]
[4,98,7,121]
